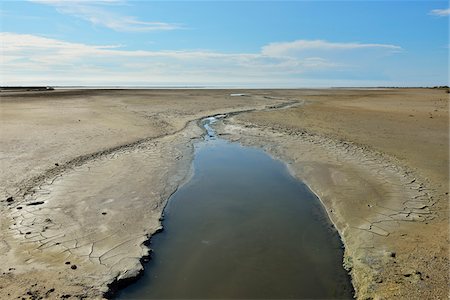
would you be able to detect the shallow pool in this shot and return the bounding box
[116,117,353,299]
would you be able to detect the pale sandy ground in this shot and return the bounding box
[0,89,287,299]
[0,88,448,299]
[216,88,449,299]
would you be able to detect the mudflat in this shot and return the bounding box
[0,88,448,299]
[218,88,449,299]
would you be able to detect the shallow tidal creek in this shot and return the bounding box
[117,116,353,299]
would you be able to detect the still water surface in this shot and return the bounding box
[117,117,353,299]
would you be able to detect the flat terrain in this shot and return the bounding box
[0,89,286,299]
[219,88,449,299]
[0,88,448,299]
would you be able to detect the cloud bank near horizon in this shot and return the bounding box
[1,32,405,87]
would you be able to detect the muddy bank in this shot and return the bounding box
[117,116,353,299]
[0,88,447,299]
[215,88,448,299]
[0,90,288,299]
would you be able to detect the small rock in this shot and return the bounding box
[6,196,14,202]
[55,163,59,166]
[45,288,55,297]
[65,261,70,265]
[101,212,107,215]
[17,206,22,210]
[71,265,77,270]
[27,201,44,206]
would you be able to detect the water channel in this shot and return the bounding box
[116,116,353,299]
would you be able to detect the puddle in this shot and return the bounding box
[116,116,353,299]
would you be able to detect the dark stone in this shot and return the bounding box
[27,201,44,206]
[55,163,59,166]
[17,206,22,210]
[102,212,107,215]
[6,196,14,202]
[45,288,55,297]
[65,261,70,265]
[71,265,77,270]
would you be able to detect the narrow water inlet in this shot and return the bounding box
[116,116,354,299]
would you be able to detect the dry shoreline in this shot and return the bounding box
[216,88,448,299]
[0,89,289,299]
[0,88,448,299]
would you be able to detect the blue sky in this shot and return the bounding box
[0,0,448,87]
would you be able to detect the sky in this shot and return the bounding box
[0,0,448,87]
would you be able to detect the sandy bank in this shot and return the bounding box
[0,88,447,299]
[216,88,448,299]
[0,89,288,299]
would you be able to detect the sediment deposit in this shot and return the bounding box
[0,88,448,299]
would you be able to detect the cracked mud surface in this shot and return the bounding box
[0,88,448,299]
[0,89,287,299]
[216,88,448,299]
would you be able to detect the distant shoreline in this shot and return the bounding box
[1,85,449,91]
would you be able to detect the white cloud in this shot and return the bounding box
[0,33,403,86]
[429,8,450,17]
[28,0,182,32]
[262,40,402,57]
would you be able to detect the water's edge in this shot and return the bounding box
[214,118,355,296]
[104,115,225,298]
[108,112,354,298]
